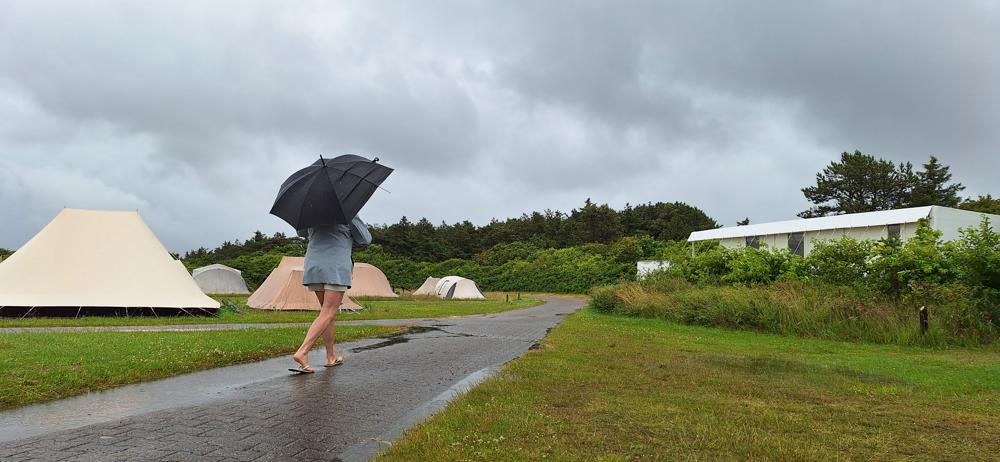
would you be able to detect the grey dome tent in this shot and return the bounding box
[192,264,250,295]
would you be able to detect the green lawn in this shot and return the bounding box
[0,324,400,410]
[0,293,542,328]
[378,310,1000,461]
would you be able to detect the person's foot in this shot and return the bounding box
[292,351,312,371]
[325,352,344,367]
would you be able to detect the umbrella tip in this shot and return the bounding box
[320,155,326,166]
[372,157,379,163]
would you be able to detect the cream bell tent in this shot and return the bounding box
[346,263,398,298]
[412,277,441,296]
[436,276,486,300]
[192,264,250,295]
[0,208,220,316]
[248,257,362,312]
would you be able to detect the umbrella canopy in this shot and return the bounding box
[270,155,392,230]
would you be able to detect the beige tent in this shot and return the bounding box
[434,276,465,296]
[247,256,362,311]
[437,276,486,300]
[0,209,220,313]
[192,264,250,295]
[346,262,398,298]
[412,277,441,296]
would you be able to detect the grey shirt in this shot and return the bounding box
[298,216,372,287]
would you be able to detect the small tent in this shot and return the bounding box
[412,277,441,296]
[435,276,487,300]
[247,257,362,311]
[434,276,465,296]
[346,263,398,298]
[192,264,250,295]
[0,208,220,315]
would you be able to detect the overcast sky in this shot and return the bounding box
[1,1,998,253]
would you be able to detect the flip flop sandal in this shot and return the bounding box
[289,365,315,374]
[324,358,344,368]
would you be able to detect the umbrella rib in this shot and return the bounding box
[324,164,385,186]
[293,172,322,229]
[320,169,349,223]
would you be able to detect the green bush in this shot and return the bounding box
[602,276,996,347]
[589,286,619,313]
[801,237,874,286]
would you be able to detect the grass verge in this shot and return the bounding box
[378,310,1000,461]
[0,324,400,410]
[0,293,543,328]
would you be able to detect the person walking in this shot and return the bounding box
[268,155,392,374]
[290,215,372,373]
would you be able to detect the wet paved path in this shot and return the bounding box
[0,297,582,461]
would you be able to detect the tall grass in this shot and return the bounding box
[591,274,997,347]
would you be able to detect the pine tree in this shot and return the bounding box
[800,151,913,217]
[910,156,964,207]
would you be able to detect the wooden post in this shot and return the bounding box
[505,293,509,303]
[919,306,928,336]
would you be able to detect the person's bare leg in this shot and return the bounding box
[313,291,341,365]
[293,290,343,369]
[322,316,342,366]
[317,289,343,365]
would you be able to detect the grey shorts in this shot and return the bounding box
[307,283,350,292]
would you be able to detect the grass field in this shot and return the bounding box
[378,310,1000,461]
[0,293,542,328]
[0,324,401,410]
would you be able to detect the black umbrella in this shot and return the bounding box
[270,155,393,230]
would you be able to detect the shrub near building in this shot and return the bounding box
[597,219,1000,346]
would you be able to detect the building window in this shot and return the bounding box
[745,236,760,249]
[788,232,805,257]
[887,224,901,240]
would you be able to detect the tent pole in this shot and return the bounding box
[150,308,159,318]
[178,307,193,317]
[75,306,82,319]
[20,306,36,319]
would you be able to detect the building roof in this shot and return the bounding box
[688,206,935,242]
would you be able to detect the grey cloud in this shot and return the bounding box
[1,0,998,251]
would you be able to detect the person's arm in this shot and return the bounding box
[350,216,372,245]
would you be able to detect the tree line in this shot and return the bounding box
[369,200,718,262]
[183,199,717,266]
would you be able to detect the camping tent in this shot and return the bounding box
[435,276,487,300]
[434,276,465,296]
[192,264,250,295]
[346,263,398,298]
[412,277,441,296]
[247,256,362,311]
[0,208,220,315]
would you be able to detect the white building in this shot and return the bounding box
[688,206,999,257]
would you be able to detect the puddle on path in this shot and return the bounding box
[350,326,444,352]
[349,325,484,353]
